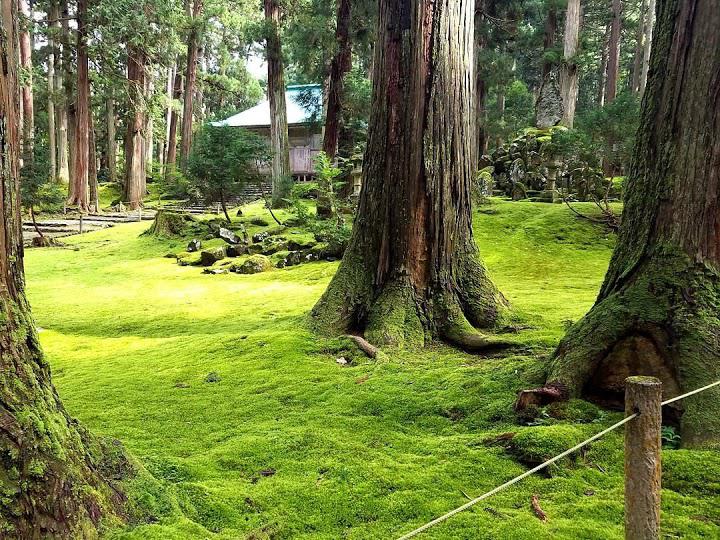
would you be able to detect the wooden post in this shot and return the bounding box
[625,376,662,540]
[79,215,84,234]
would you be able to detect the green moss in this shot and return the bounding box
[509,425,588,468]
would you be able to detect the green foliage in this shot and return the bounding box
[187,125,270,206]
[20,142,64,215]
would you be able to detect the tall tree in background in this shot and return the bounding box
[639,0,655,95]
[52,0,70,184]
[165,69,182,178]
[18,0,34,165]
[603,0,622,103]
[560,0,581,127]
[180,0,203,168]
[520,0,720,448]
[47,3,57,179]
[106,97,117,184]
[68,0,90,210]
[0,2,126,533]
[312,0,508,351]
[265,0,291,207]
[317,0,352,219]
[125,45,147,209]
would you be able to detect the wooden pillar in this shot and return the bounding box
[624,376,662,540]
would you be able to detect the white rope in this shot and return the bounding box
[396,378,720,540]
[662,379,720,406]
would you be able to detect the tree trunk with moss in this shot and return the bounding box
[311,0,508,351]
[522,0,720,449]
[125,45,147,210]
[1,5,126,533]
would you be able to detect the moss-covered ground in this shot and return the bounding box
[25,199,720,539]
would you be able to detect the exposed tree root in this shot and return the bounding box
[515,382,568,411]
[346,334,378,359]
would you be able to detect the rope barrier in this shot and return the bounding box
[396,378,720,540]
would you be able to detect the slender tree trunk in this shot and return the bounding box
[180,0,202,168]
[163,64,174,169]
[53,1,69,184]
[47,8,57,179]
[265,0,291,207]
[542,4,557,80]
[597,22,610,106]
[125,46,147,209]
[630,0,647,93]
[523,0,720,449]
[106,98,117,184]
[317,0,352,219]
[475,0,489,160]
[18,0,34,166]
[639,0,656,95]
[61,0,76,191]
[312,0,508,351]
[604,0,622,104]
[165,70,182,179]
[0,4,128,534]
[89,110,99,211]
[145,72,154,171]
[68,0,89,211]
[560,0,581,128]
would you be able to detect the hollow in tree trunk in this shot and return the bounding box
[1,5,127,533]
[264,0,291,208]
[311,0,508,351]
[519,0,720,449]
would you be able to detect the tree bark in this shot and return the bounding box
[124,45,147,209]
[68,0,89,211]
[0,3,127,533]
[145,71,154,171]
[604,0,622,104]
[560,0,581,128]
[529,0,720,449]
[62,0,76,191]
[311,0,508,351]
[265,0,291,207]
[165,70,182,179]
[180,0,203,169]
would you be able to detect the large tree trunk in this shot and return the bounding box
[639,0,656,95]
[264,0,291,208]
[0,3,127,533]
[180,0,202,168]
[18,0,34,166]
[523,0,720,449]
[125,46,147,209]
[560,0,581,128]
[311,0,508,351]
[165,69,182,179]
[68,0,90,211]
[604,0,622,104]
[630,0,647,93]
[317,0,352,219]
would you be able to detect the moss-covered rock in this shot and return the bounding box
[233,255,272,275]
[509,425,587,471]
[200,247,226,267]
[177,251,203,266]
